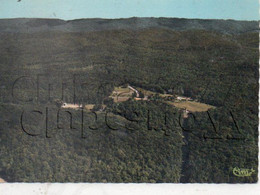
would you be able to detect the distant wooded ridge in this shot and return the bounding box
[0,17,258,34]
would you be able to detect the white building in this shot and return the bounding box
[176,96,192,101]
[61,103,83,109]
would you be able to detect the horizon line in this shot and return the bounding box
[0,16,258,22]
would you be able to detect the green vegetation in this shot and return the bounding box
[109,86,133,102]
[0,22,258,183]
[169,101,215,112]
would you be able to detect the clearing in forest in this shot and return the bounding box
[167,101,215,112]
[110,86,135,102]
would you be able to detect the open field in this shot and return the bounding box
[167,101,215,112]
[110,86,134,102]
[114,87,132,94]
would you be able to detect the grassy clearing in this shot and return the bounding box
[112,97,130,103]
[110,86,133,102]
[114,86,130,92]
[113,87,132,96]
[167,101,215,112]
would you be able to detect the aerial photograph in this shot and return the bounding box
[0,0,258,185]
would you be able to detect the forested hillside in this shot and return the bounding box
[0,18,258,182]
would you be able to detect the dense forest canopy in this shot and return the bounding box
[0,18,258,183]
